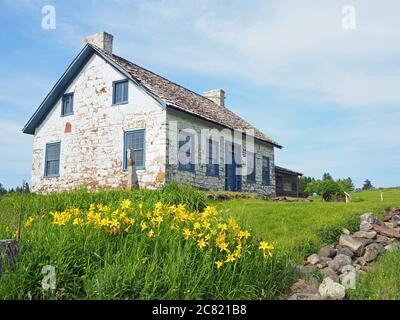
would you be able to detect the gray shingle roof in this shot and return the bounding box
[93,45,281,148]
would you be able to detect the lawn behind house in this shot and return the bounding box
[218,188,400,260]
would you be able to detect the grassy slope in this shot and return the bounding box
[217,188,400,260]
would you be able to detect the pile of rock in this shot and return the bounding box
[289,209,400,300]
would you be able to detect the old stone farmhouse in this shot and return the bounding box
[23,32,300,196]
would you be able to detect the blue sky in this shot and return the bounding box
[0,0,399,189]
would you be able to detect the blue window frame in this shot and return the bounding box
[123,129,145,170]
[247,152,256,183]
[44,142,61,177]
[206,138,219,177]
[178,131,195,172]
[262,156,271,186]
[61,93,74,116]
[113,79,129,105]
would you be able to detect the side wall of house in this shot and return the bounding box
[165,109,276,196]
[31,54,167,193]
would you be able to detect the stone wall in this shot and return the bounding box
[31,54,167,192]
[166,109,276,196]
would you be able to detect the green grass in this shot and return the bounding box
[0,183,294,300]
[217,188,400,261]
[0,186,399,300]
[347,251,400,300]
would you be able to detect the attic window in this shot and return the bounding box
[113,79,129,105]
[61,93,74,116]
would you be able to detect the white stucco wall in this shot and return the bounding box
[31,53,167,192]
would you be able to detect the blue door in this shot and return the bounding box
[225,142,242,192]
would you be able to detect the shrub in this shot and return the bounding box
[305,180,344,201]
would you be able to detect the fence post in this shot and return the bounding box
[127,149,139,190]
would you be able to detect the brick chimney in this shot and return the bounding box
[203,89,225,107]
[85,32,114,54]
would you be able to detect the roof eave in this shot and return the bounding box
[22,45,95,135]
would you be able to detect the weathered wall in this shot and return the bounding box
[31,54,167,193]
[166,109,276,196]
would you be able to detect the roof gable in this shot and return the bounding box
[23,43,281,148]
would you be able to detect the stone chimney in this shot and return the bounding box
[85,32,114,54]
[203,89,225,107]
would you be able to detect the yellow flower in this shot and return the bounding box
[215,260,223,269]
[182,228,191,240]
[193,222,201,230]
[141,221,148,231]
[217,223,228,231]
[218,242,229,252]
[73,218,84,226]
[120,199,131,210]
[24,216,35,228]
[110,219,120,228]
[197,238,207,249]
[259,241,274,251]
[12,230,19,239]
[226,253,236,263]
[203,221,211,229]
[147,229,156,238]
[139,203,143,210]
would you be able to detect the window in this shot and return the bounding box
[45,142,61,177]
[61,93,74,116]
[113,80,129,105]
[178,131,195,172]
[206,138,219,177]
[247,152,256,183]
[124,130,145,170]
[262,156,271,186]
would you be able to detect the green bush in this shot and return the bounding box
[305,180,344,201]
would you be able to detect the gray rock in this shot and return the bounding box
[384,222,395,229]
[328,254,352,273]
[295,265,317,277]
[360,221,373,232]
[288,293,323,300]
[319,245,336,258]
[318,277,346,300]
[353,231,377,239]
[384,241,400,252]
[291,278,319,295]
[376,235,390,245]
[362,243,383,262]
[307,254,320,265]
[339,270,357,290]
[360,212,380,225]
[321,267,339,282]
[339,234,364,256]
[336,245,354,257]
[342,228,351,235]
[317,257,332,268]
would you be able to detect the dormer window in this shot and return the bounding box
[61,93,74,116]
[113,79,129,105]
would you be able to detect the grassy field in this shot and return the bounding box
[217,188,400,260]
[0,185,399,300]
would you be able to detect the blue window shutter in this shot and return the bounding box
[178,131,195,172]
[206,138,219,177]
[124,129,146,170]
[45,142,61,177]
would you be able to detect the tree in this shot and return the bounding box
[322,172,333,181]
[0,183,7,196]
[305,179,344,201]
[337,177,355,193]
[362,179,374,191]
[298,176,315,194]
